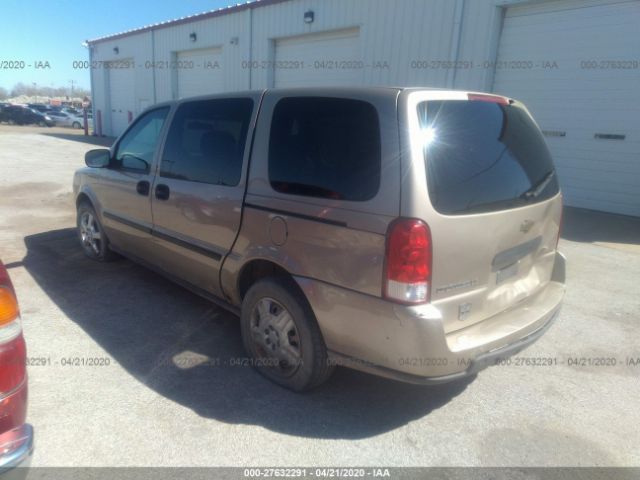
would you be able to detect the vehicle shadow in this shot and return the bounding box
[561,206,640,246]
[22,228,472,440]
[40,132,115,148]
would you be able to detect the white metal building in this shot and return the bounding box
[87,0,640,217]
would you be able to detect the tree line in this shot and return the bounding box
[0,82,91,101]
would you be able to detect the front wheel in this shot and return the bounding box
[240,277,334,391]
[77,203,117,261]
[72,121,81,129]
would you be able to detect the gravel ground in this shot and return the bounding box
[0,125,638,468]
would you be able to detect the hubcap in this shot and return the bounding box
[250,297,302,376]
[79,211,102,255]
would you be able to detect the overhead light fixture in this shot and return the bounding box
[304,10,314,24]
[113,47,119,54]
[189,32,197,42]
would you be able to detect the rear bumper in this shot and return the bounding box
[295,251,566,384]
[328,306,559,385]
[0,424,34,478]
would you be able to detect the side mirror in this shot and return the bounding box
[85,149,110,168]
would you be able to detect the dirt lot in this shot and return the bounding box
[0,125,639,467]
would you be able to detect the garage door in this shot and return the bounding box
[274,28,361,87]
[108,59,135,136]
[493,0,640,216]
[177,47,224,99]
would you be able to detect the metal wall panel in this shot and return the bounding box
[90,0,506,136]
[107,59,136,134]
[273,27,361,87]
[176,47,225,98]
[248,0,460,89]
[87,0,639,216]
[493,0,640,216]
[90,31,154,136]
[96,0,640,134]
[151,9,249,102]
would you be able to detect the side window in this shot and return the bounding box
[114,107,170,172]
[268,97,381,201]
[160,98,254,186]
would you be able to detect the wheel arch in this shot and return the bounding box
[236,258,299,302]
[75,187,107,226]
[75,185,102,212]
[76,191,93,208]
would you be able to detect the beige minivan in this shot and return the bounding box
[73,87,565,391]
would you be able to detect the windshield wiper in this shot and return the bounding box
[520,170,555,200]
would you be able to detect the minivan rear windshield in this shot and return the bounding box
[417,100,559,215]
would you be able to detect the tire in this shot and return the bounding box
[38,121,46,127]
[72,122,81,129]
[241,277,334,391]
[76,202,118,262]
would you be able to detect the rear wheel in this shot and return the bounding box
[38,120,46,127]
[77,202,117,262]
[240,277,334,391]
[72,121,81,129]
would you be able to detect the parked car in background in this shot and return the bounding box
[0,260,33,475]
[0,105,10,122]
[74,87,565,391]
[48,111,83,129]
[26,104,52,115]
[68,108,92,121]
[0,106,54,127]
[61,107,80,116]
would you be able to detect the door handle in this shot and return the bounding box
[136,180,150,196]
[155,184,170,201]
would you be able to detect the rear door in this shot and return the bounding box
[150,94,260,298]
[402,91,563,334]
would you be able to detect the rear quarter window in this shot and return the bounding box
[268,97,381,202]
[418,100,559,215]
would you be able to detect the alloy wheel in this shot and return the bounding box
[79,211,102,256]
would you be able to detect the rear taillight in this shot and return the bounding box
[0,262,26,395]
[0,334,26,394]
[384,219,432,304]
[0,286,20,327]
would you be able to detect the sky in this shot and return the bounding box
[0,0,236,91]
